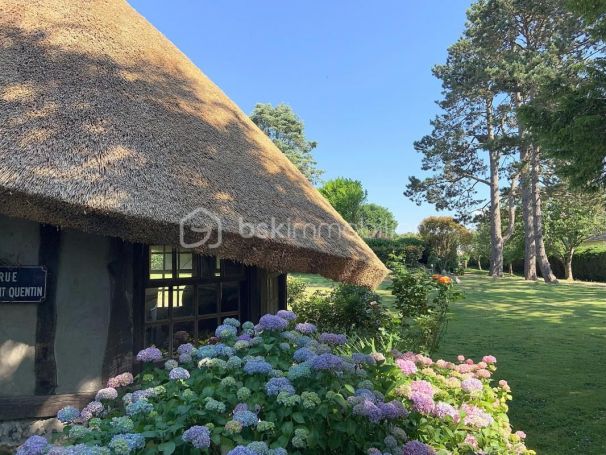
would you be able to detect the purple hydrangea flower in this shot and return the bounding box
[57,406,80,423]
[182,425,211,449]
[402,440,435,455]
[265,377,295,396]
[237,333,252,341]
[318,332,348,345]
[410,380,434,397]
[378,400,408,420]
[169,367,190,380]
[132,388,155,402]
[179,353,193,363]
[136,346,162,362]
[410,391,435,414]
[295,323,316,335]
[310,353,345,371]
[352,398,383,423]
[95,387,118,401]
[461,377,483,394]
[258,314,288,331]
[432,402,458,420]
[82,401,104,417]
[243,358,273,375]
[16,435,49,455]
[277,310,297,321]
[177,343,194,355]
[461,404,494,428]
[233,410,259,427]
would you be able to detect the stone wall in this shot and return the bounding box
[0,418,62,454]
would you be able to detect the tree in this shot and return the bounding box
[358,203,398,238]
[418,216,471,272]
[520,1,606,190]
[319,178,367,225]
[544,189,606,280]
[250,103,323,184]
[457,0,587,283]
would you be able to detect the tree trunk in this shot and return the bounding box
[514,92,537,281]
[486,98,504,278]
[477,257,482,270]
[565,248,574,281]
[531,146,558,283]
[508,263,513,276]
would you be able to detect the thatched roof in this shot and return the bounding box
[0,0,387,287]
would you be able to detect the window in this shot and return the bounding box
[143,245,247,356]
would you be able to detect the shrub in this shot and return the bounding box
[291,283,387,338]
[286,276,307,307]
[365,236,425,265]
[389,258,462,354]
[21,312,532,455]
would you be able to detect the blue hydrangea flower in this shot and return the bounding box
[47,444,110,455]
[270,448,288,455]
[132,388,155,402]
[214,343,235,357]
[295,322,317,334]
[205,398,226,413]
[318,333,348,345]
[378,400,408,420]
[178,353,192,363]
[247,441,270,455]
[215,324,238,339]
[265,377,295,396]
[243,358,273,375]
[16,435,49,455]
[258,314,288,331]
[57,406,80,423]
[310,353,346,371]
[168,367,190,380]
[293,347,316,363]
[177,343,194,355]
[195,345,218,359]
[352,398,383,423]
[110,416,135,434]
[182,425,211,449]
[276,310,297,321]
[164,359,178,370]
[226,446,256,455]
[108,433,145,453]
[227,356,243,369]
[126,399,153,416]
[352,353,376,365]
[233,410,259,427]
[242,321,255,331]
[287,363,312,380]
[222,317,240,327]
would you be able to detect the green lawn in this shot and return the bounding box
[294,270,606,454]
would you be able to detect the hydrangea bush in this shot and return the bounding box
[18,312,533,455]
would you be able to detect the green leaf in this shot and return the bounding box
[157,441,176,455]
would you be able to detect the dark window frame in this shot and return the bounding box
[140,246,247,356]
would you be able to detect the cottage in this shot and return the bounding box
[0,0,386,442]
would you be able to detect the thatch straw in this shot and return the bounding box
[0,0,388,287]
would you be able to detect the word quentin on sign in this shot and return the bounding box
[0,266,47,303]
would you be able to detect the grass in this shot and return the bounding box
[294,270,606,455]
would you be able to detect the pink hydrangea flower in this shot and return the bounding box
[515,431,527,440]
[499,380,511,392]
[482,355,497,364]
[95,387,118,401]
[461,404,494,428]
[461,378,483,394]
[477,361,487,369]
[410,380,435,397]
[435,359,448,369]
[107,372,134,388]
[410,391,435,414]
[464,434,479,449]
[457,355,465,363]
[465,359,474,365]
[396,359,417,375]
[475,369,492,379]
[457,364,473,374]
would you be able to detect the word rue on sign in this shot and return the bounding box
[0,266,47,303]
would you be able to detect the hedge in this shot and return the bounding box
[364,236,426,265]
[511,248,606,282]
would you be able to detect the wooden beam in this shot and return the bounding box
[102,239,134,384]
[278,273,287,310]
[35,225,61,395]
[0,393,95,421]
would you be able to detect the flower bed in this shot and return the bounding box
[18,311,533,454]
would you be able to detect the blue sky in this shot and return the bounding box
[129,0,472,233]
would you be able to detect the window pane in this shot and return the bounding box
[221,282,240,312]
[145,324,169,351]
[200,255,219,278]
[145,287,170,322]
[177,248,194,278]
[198,318,218,340]
[223,259,243,278]
[173,285,194,318]
[150,245,172,279]
[173,321,195,347]
[198,284,218,315]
